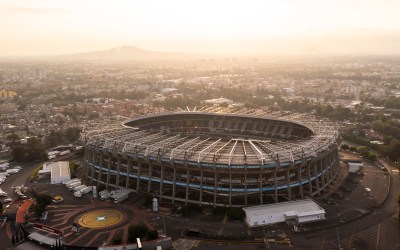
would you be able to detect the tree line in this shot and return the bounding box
[12,127,81,162]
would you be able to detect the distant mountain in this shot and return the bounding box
[56,46,201,61]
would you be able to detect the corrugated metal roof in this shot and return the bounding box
[28,232,59,246]
[243,199,324,218]
[49,161,70,179]
[12,240,49,250]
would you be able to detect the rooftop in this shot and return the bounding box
[81,108,340,165]
[242,199,325,217]
[46,161,70,179]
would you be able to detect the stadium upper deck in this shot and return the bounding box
[81,107,339,167]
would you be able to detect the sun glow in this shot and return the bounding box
[0,0,400,56]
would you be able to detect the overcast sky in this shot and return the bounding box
[1,0,400,56]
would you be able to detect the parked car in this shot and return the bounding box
[3,198,12,203]
[52,195,64,203]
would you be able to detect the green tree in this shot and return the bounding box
[226,208,246,221]
[7,133,20,141]
[340,144,349,150]
[143,194,153,208]
[46,127,81,147]
[112,234,122,245]
[12,137,47,162]
[357,146,369,158]
[69,161,77,178]
[128,224,148,243]
[36,194,52,207]
[155,95,201,109]
[16,99,27,110]
[147,230,159,240]
[33,194,52,216]
[46,130,65,147]
[97,184,106,192]
[178,204,202,216]
[65,127,81,142]
[367,153,377,161]
[381,139,400,162]
[88,113,100,120]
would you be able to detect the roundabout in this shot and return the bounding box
[40,201,143,247]
[77,209,124,229]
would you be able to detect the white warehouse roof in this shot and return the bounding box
[50,162,70,178]
[110,188,134,199]
[42,161,71,184]
[243,199,325,227]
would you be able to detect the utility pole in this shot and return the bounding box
[162,215,167,236]
[336,227,343,250]
[347,227,355,250]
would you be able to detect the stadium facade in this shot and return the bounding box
[81,108,341,207]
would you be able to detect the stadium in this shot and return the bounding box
[81,107,341,207]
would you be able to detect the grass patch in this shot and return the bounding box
[69,161,77,178]
[226,208,246,221]
[29,165,42,182]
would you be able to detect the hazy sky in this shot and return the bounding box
[1,0,400,56]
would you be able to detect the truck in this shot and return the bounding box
[66,181,81,189]
[80,186,93,194]
[64,178,79,185]
[76,185,89,193]
[64,178,81,185]
[0,163,9,171]
[0,189,7,197]
[0,172,9,177]
[59,150,71,156]
[111,189,134,203]
[99,190,111,200]
[73,191,82,198]
[7,169,19,174]
[73,185,87,192]
[6,169,17,174]
[66,180,81,188]
[68,182,82,191]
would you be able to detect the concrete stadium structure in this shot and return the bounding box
[81,107,341,207]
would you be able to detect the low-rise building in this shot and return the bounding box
[39,161,71,184]
[243,199,325,227]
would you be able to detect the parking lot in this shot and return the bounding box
[302,159,390,231]
[0,161,39,207]
[335,161,386,210]
[288,158,397,249]
[31,181,93,206]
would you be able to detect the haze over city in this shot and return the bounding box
[0,1,399,250]
[1,0,400,57]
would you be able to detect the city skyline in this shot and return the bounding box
[1,0,400,57]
